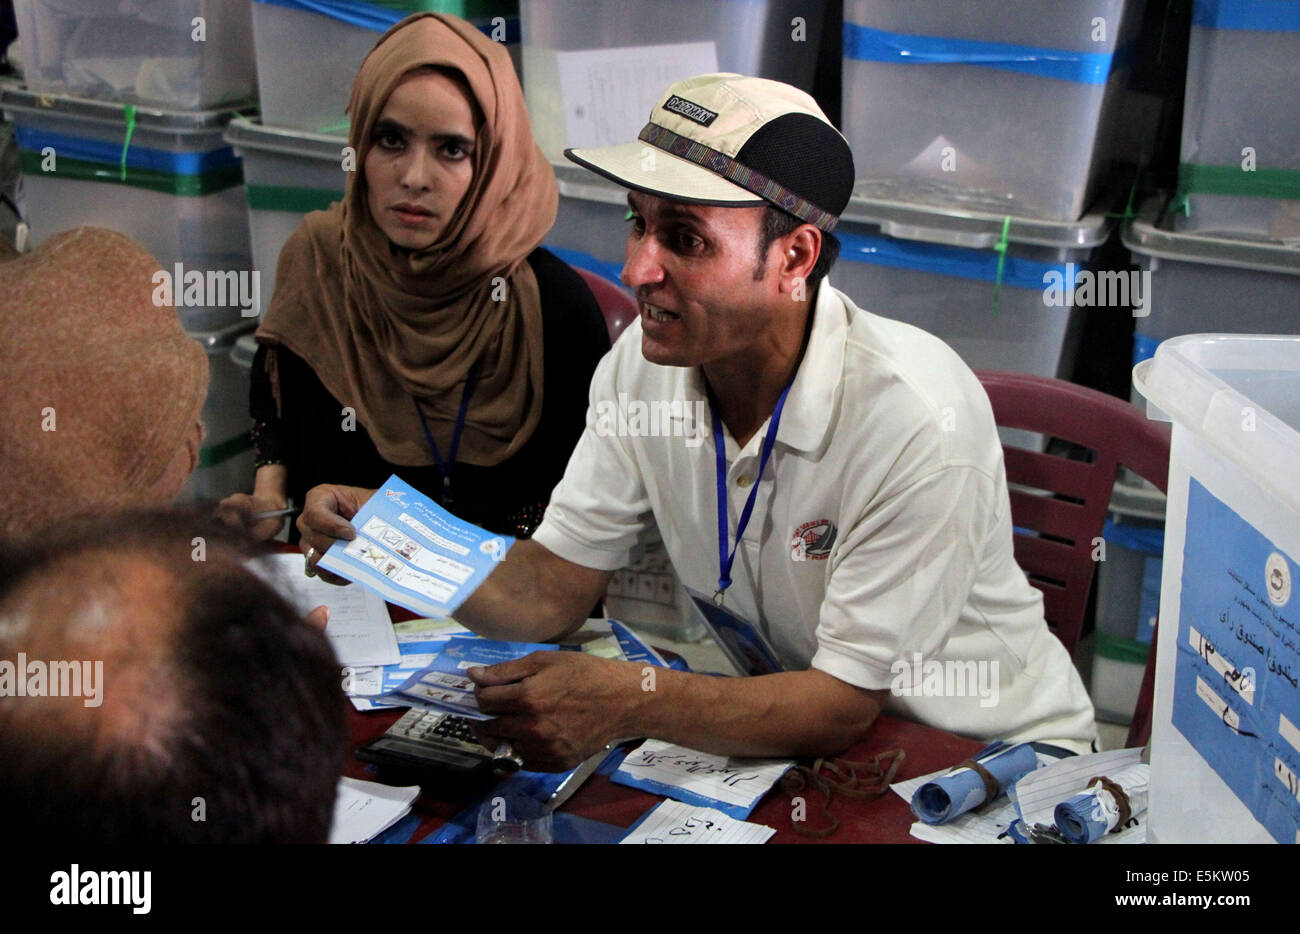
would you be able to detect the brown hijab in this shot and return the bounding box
[256,13,557,467]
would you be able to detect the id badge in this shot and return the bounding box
[684,585,785,677]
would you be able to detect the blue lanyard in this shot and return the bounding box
[708,379,793,604]
[412,361,480,505]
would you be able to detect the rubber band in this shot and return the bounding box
[990,215,1010,316]
[119,104,137,183]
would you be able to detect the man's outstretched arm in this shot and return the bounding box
[470,651,886,770]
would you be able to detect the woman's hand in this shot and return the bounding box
[215,491,290,541]
[297,484,376,584]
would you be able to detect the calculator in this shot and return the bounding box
[357,708,497,775]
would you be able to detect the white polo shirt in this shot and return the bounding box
[533,281,1098,753]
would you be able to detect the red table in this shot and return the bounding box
[346,705,983,844]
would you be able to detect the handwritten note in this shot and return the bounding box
[249,554,399,668]
[1170,480,1300,843]
[619,800,775,845]
[612,739,792,818]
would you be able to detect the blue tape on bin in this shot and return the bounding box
[1102,517,1164,556]
[251,0,520,41]
[1192,0,1300,32]
[13,127,239,176]
[837,231,1078,292]
[843,22,1118,84]
[1133,333,1161,366]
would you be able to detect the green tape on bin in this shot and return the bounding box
[199,432,254,469]
[1095,630,1151,665]
[245,184,345,213]
[18,151,244,196]
[1177,163,1300,201]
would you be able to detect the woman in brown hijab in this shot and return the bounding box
[220,13,608,541]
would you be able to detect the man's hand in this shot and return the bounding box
[297,484,375,585]
[470,651,642,772]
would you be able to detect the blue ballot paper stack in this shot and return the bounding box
[911,741,1039,825]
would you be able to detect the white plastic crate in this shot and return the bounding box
[13,0,256,110]
[521,0,823,163]
[842,0,1143,221]
[1135,333,1300,843]
[225,119,349,317]
[1,86,253,333]
[1176,0,1300,242]
[1124,206,1300,342]
[179,320,257,508]
[250,0,520,134]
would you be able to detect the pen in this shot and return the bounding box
[247,506,296,521]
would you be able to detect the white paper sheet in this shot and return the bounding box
[614,739,792,813]
[249,554,400,667]
[328,777,420,845]
[555,42,718,151]
[619,800,775,844]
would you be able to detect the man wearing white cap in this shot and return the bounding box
[300,74,1097,770]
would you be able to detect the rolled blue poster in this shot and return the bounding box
[911,742,1038,824]
[1054,764,1149,844]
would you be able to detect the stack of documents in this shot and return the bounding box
[329,777,420,844]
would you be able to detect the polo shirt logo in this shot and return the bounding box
[662,95,718,127]
[791,519,837,561]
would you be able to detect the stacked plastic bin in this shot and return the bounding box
[249,0,521,135]
[1176,0,1300,242]
[841,0,1144,222]
[5,0,259,506]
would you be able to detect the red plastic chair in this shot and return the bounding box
[975,371,1171,745]
[575,267,637,343]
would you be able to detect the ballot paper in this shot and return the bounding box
[619,800,775,844]
[348,618,472,712]
[378,636,558,721]
[910,741,1038,824]
[1013,747,1147,845]
[329,777,420,845]
[248,553,399,668]
[891,747,1070,844]
[316,475,513,619]
[613,739,792,819]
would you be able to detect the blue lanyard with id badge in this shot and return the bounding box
[683,380,790,677]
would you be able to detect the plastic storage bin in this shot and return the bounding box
[842,0,1143,221]
[12,0,257,110]
[1093,479,1165,723]
[1135,333,1300,843]
[1,86,253,333]
[225,119,348,317]
[1124,205,1300,342]
[1176,0,1300,242]
[180,320,258,507]
[250,0,520,134]
[521,0,823,163]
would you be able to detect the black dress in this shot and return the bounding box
[250,247,611,541]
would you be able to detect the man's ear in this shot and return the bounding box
[184,420,204,475]
[779,225,821,298]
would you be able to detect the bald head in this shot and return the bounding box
[0,511,348,843]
